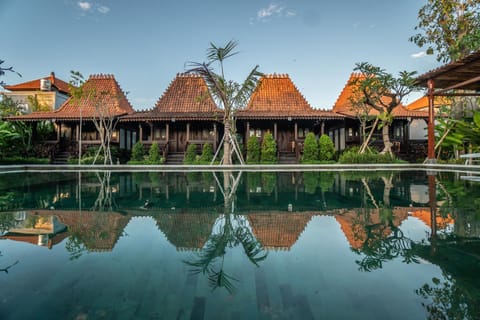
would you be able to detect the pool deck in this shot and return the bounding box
[1,163,480,173]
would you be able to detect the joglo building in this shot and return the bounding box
[4,72,429,163]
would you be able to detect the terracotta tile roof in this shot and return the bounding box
[335,207,409,249]
[411,210,454,230]
[155,213,218,250]
[7,74,134,121]
[406,96,450,111]
[122,73,222,122]
[237,74,343,120]
[333,73,428,119]
[247,212,313,251]
[4,72,70,94]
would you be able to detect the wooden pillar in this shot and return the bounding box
[139,124,143,142]
[213,123,217,150]
[246,121,250,142]
[274,122,277,140]
[149,123,154,141]
[186,123,190,141]
[166,123,170,142]
[427,79,436,163]
[321,121,325,135]
[76,124,80,141]
[57,123,61,141]
[294,122,298,140]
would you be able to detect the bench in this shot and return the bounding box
[460,153,480,165]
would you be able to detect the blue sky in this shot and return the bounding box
[1,0,439,110]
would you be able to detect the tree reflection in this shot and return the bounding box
[184,171,268,294]
[92,171,116,212]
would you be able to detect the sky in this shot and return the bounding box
[1,0,441,110]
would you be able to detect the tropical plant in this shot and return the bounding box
[200,143,214,163]
[187,40,262,165]
[148,142,162,164]
[184,143,197,164]
[318,134,335,161]
[0,60,21,88]
[350,63,417,154]
[130,141,145,162]
[410,0,480,63]
[246,135,260,164]
[302,132,318,163]
[260,132,277,163]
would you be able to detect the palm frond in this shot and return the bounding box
[207,40,239,64]
[208,269,238,294]
[233,65,263,109]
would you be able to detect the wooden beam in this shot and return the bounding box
[427,79,436,163]
[433,75,480,95]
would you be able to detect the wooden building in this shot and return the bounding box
[332,73,429,159]
[236,74,344,163]
[120,74,223,163]
[7,74,134,160]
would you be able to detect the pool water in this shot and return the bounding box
[0,170,479,319]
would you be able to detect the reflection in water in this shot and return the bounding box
[0,170,479,319]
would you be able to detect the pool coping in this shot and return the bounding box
[1,163,480,174]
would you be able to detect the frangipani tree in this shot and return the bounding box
[350,63,417,154]
[187,40,263,165]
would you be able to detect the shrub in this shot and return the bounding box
[318,134,335,161]
[0,157,50,165]
[200,143,214,163]
[131,141,145,161]
[260,132,277,163]
[303,171,318,194]
[338,147,403,164]
[184,143,197,164]
[148,143,162,164]
[246,135,260,164]
[302,132,318,163]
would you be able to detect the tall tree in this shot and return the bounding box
[187,40,262,165]
[410,0,480,62]
[350,63,417,154]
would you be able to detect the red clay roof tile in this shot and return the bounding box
[333,73,428,119]
[4,72,70,94]
[8,74,134,121]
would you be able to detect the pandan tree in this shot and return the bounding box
[260,132,277,163]
[318,134,335,161]
[246,135,260,164]
[187,40,262,165]
[302,132,318,163]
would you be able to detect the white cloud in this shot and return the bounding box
[255,2,295,23]
[77,1,91,11]
[97,6,110,14]
[411,51,427,59]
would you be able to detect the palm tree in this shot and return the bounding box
[187,40,262,165]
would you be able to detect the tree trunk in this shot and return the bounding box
[381,124,392,154]
[223,118,232,165]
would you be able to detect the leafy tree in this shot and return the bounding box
[187,40,262,165]
[246,135,260,164]
[302,132,318,163]
[318,134,335,161]
[350,63,417,154]
[148,142,162,164]
[184,143,197,164]
[200,142,213,163]
[260,132,277,163]
[131,141,145,161]
[410,0,480,62]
